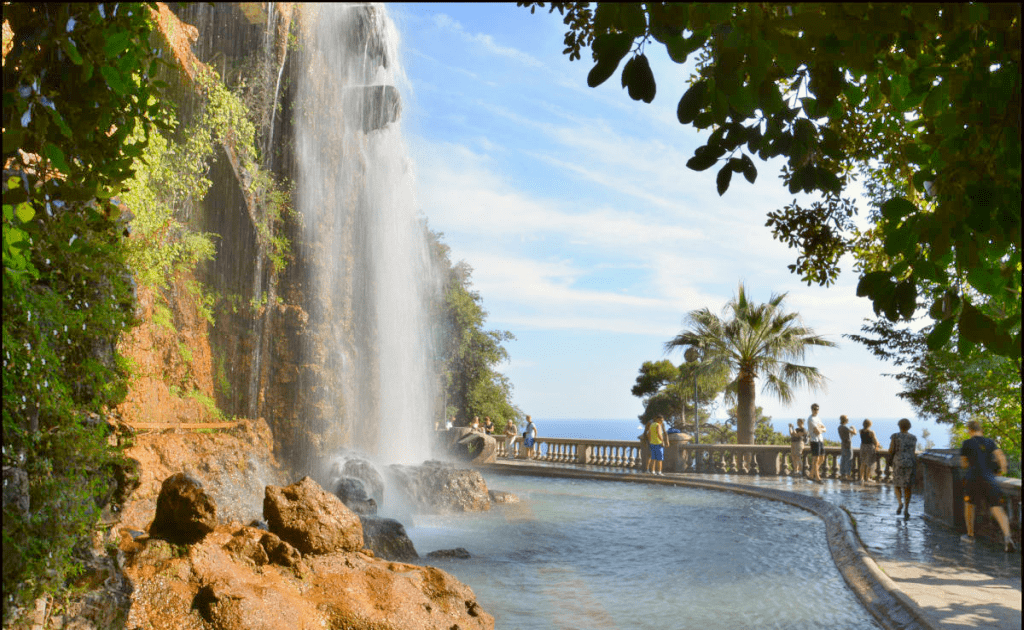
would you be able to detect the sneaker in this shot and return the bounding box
[960,534,975,543]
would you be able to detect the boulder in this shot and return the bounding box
[389,460,491,513]
[148,472,218,544]
[426,547,471,560]
[341,457,386,504]
[260,531,302,567]
[224,527,269,566]
[488,490,520,504]
[263,476,363,555]
[332,476,378,515]
[359,515,418,562]
[122,523,495,630]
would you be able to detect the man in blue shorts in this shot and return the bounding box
[960,420,1016,552]
[646,415,667,476]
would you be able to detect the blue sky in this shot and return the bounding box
[388,3,916,422]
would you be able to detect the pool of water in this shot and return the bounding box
[403,473,881,630]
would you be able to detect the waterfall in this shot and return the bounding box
[294,4,439,473]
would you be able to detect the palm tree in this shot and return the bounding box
[666,283,837,444]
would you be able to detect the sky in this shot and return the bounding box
[387,3,917,422]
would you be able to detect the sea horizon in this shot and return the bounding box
[532,416,955,449]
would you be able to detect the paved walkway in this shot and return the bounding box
[483,459,1021,630]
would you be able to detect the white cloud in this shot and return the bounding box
[433,13,544,68]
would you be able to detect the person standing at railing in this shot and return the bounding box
[483,417,495,434]
[960,419,1017,552]
[505,418,518,459]
[806,404,826,484]
[859,419,880,485]
[837,415,854,481]
[788,418,807,477]
[646,415,667,476]
[888,418,918,519]
[523,415,537,459]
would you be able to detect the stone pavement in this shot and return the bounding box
[483,459,1022,630]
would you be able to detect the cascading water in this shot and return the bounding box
[293,4,439,475]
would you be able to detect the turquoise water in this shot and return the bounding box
[407,473,881,630]
[536,417,953,448]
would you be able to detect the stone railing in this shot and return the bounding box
[492,434,895,481]
[919,450,1021,545]
[495,435,645,469]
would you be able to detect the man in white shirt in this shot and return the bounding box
[807,403,826,484]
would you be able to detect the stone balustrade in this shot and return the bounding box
[492,434,894,481]
[487,433,1018,545]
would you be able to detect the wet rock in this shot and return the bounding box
[389,460,491,513]
[248,519,268,530]
[341,458,385,504]
[224,527,269,566]
[332,476,378,515]
[149,473,218,544]
[488,490,520,504]
[359,515,418,562]
[343,85,402,133]
[123,523,495,630]
[263,476,363,555]
[426,547,471,560]
[260,531,301,567]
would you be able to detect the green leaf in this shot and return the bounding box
[677,81,707,124]
[100,65,128,95]
[740,154,757,183]
[716,163,733,195]
[880,197,917,221]
[926,317,955,351]
[624,54,656,103]
[61,38,84,65]
[664,32,706,64]
[856,270,892,298]
[43,143,71,174]
[588,33,634,88]
[686,145,719,172]
[14,202,35,223]
[103,30,132,58]
[883,221,917,257]
[618,3,647,37]
[894,280,917,319]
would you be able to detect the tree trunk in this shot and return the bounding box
[737,372,756,444]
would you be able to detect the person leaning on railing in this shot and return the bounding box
[960,419,1017,552]
[859,419,880,485]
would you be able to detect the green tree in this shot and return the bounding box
[630,359,728,434]
[521,2,1021,362]
[2,2,169,613]
[845,158,1021,472]
[429,231,520,431]
[703,405,784,445]
[665,282,836,444]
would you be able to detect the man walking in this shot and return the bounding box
[960,420,1017,552]
[837,415,854,480]
[806,404,826,483]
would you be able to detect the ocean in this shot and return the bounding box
[534,417,954,449]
